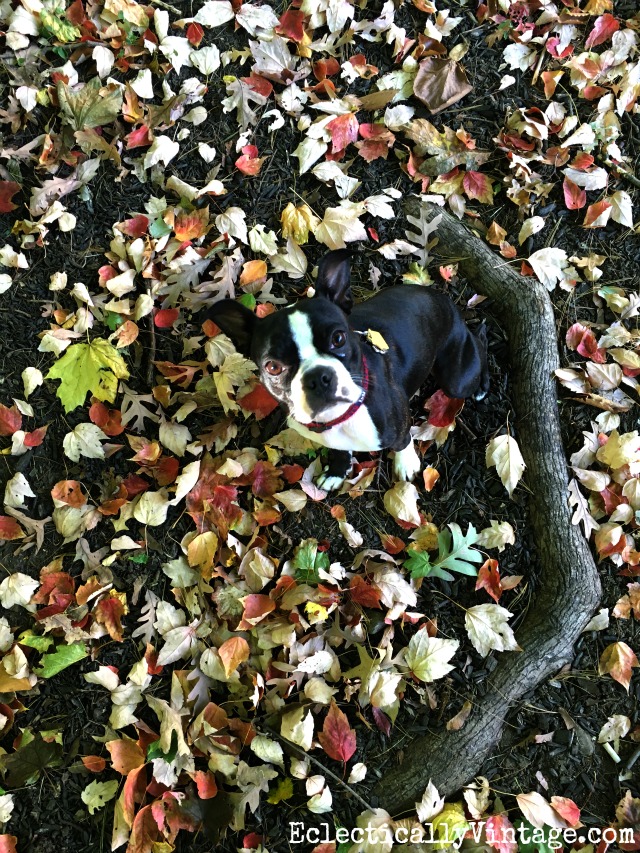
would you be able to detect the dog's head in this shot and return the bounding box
[208,250,366,425]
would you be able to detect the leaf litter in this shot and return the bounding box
[0,0,639,850]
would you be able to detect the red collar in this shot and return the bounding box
[304,357,370,433]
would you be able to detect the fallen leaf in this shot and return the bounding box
[318,701,357,763]
[598,641,639,690]
[413,58,473,114]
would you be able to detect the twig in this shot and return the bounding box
[150,0,182,14]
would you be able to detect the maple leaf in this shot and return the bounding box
[47,339,129,412]
[314,202,367,249]
[585,13,619,48]
[465,603,520,657]
[318,701,356,763]
[327,113,359,153]
[94,594,126,642]
[404,119,490,175]
[404,629,458,682]
[598,641,639,690]
[57,78,123,131]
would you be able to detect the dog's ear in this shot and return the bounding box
[207,300,257,357]
[314,249,354,313]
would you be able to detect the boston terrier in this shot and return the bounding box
[208,250,489,490]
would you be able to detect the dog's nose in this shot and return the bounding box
[302,367,334,392]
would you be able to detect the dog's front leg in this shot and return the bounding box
[316,449,352,491]
[392,436,422,482]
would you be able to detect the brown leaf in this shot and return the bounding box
[413,58,473,115]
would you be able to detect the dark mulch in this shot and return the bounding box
[1,1,639,850]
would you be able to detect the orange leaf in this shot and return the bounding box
[240,259,267,288]
[0,516,25,540]
[191,769,218,799]
[583,200,612,228]
[51,479,86,508]
[276,8,305,42]
[90,401,125,436]
[94,595,125,642]
[318,700,356,762]
[599,641,639,690]
[475,558,503,602]
[82,754,106,773]
[128,804,163,853]
[238,382,279,420]
[0,836,18,853]
[174,207,209,241]
[113,320,139,347]
[107,739,146,775]
[422,467,440,492]
[235,145,265,176]
[218,636,250,678]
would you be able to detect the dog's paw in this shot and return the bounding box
[392,441,421,481]
[316,470,345,491]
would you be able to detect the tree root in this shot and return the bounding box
[372,199,602,815]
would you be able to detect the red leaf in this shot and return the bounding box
[563,177,586,210]
[318,700,357,762]
[281,463,304,484]
[546,37,573,58]
[349,574,382,608]
[424,389,464,427]
[94,596,125,642]
[571,151,594,170]
[276,9,305,42]
[122,474,150,498]
[551,795,581,827]
[154,308,180,328]
[235,145,264,176]
[326,113,359,153]
[238,382,279,419]
[0,182,21,214]
[566,323,606,363]
[313,57,340,80]
[191,770,218,799]
[241,74,273,97]
[0,516,25,540]
[476,558,503,602]
[90,401,125,436]
[0,836,18,853]
[186,22,204,46]
[117,215,149,238]
[125,125,152,149]
[585,13,619,48]
[24,425,48,447]
[250,461,283,498]
[0,404,22,436]
[463,171,493,204]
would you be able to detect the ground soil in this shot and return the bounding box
[1,1,639,851]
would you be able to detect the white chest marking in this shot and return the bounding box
[288,406,382,452]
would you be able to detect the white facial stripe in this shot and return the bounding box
[288,311,317,361]
[287,309,364,423]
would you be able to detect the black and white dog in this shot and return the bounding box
[208,250,489,489]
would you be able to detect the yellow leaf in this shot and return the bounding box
[46,339,129,412]
[280,202,320,244]
[366,329,389,352]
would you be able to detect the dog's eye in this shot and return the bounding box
[331,330,347,348]
[264,360,284,376]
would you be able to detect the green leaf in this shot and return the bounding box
[147,730,178,763]
[81,779,119,815]
[128,552,149,564]
[40,8,81,43]
[35,642,88,678]
[292,538,330,584]
[404,523,483,581]
[57,77,123,131]
[238,293,256,310]
[404,549,451,581]
[18,630,54,652]
[434,523,483,576]
[513,821,557,853]
[104,311,123,331]
[1,734,63,786]
[149,218,172,239]
[46,338,130,412]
